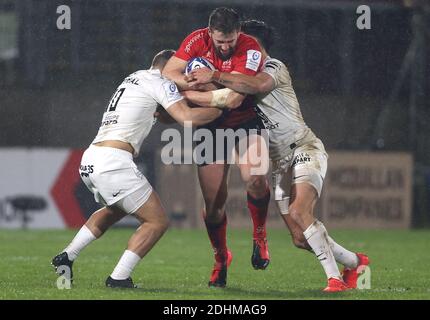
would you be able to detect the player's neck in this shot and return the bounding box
[150,66,162,72]
[261,48,268,60]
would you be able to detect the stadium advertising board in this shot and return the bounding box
[321,152,413,229]
[0,148,90,229]
[0,149,413,229]
[158,151,413,229]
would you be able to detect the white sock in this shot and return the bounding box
[111,250,141,280]
[64,225,97,261]
[327,236,359,269]
[303,220,341,280]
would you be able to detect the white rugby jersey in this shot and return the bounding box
[92,69,183,156]
[256,57,317,160]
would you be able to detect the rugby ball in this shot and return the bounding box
[185,57,215,75]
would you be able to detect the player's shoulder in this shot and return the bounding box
[264,57,285,70]
[124,69,155,82]
[237,33,261,50]
[186,27,209,38]
[124,69,171,88]
[182,28,209,48]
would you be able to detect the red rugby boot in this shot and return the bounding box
[342,253,370,289]
[323,277,350,292]
[208,250,233,288]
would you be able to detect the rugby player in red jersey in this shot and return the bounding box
[163,7,271,287]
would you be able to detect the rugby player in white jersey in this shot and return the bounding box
[185,21,370,292]
[51,50,222,288]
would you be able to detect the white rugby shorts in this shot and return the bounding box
[272,138,328,203]
[79,145,153,214]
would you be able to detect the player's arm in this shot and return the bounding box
[162,56,189,90]
[165,99,222,126]
[154,105,176,124]
[185,69,249,109]
[182,87,245,109]
[189,68,275,95]
[155,77,221,126]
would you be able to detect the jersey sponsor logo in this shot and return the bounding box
[79,164,94,177]
[246,49,261,71]
[222,59,232,67]
[292,153,311,166]
[162,81,182,103]
[255,107,279,129]
[184,32,204,53]
[101,114,119,126]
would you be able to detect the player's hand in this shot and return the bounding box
[189,68,214,85]
[187,82,219,92]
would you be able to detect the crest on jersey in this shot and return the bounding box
[246,49,261,71]
[162,81,182,103]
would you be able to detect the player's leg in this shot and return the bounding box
[290,140,368,289]
[126,191,169,257]
[52,206,127,273]
[282,210,361,271]
[66,206,127,259]
[288,182,349,291]
[281,213,312,251]
[236,132,271,270]
[281,175,369,288]
[106,189,169,288]
[197,162,232,287]
[286,138,353,291]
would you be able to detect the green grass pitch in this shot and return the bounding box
[0,228,429,300]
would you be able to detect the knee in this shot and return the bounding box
[160,217,170,233]
[246,175,268,194]
[204,198,227,222]
[291,235,312,251]
[152,219,169,236]
[288,206,304,225]
[150,211,170,235]
[204,208,225,225]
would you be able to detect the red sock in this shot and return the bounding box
[204,214,228,263]
[247,188,270,239]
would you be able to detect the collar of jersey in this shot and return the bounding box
[149,68,161,75]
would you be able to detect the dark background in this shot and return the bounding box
[0,0,429,226]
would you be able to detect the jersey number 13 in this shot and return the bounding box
[107,88,126,112]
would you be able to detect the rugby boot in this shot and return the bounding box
[342,253,370,289]
[323,277,350,292]
[251,238,270,270]
[208,250,233,288]
[51,252,73,281]
[105,276,137,288]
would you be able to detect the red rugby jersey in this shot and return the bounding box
[175,28,263,128]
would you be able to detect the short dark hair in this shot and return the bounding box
[151,49,175,69]
[208,7,241,34]
[241,20,275,51]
